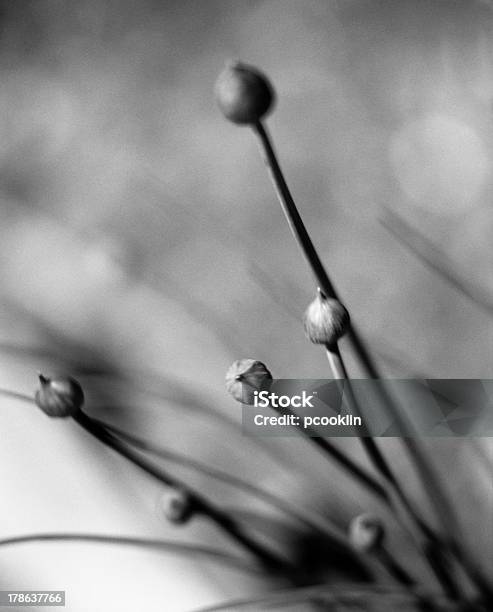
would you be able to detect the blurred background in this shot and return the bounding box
[0,1,492,610]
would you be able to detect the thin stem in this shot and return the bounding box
[0,351,284,468]
[72,411,290,573]
[236,365,389,504]
[366,380,493,602]
[93,417,370,567]
[252,120,492,602]
[0,534,260,575]
[253,122,337,299]
[331,338,463,600]
[376,547,416,588]
[268,403,390,503]
[372,549,444,612]
[253,122,382,378]
[2,386,374,581]
[380,209,493,317]
[2,386,368,577]
[0,389,34,405]
[327,347,428,525]
[326,347,465,601]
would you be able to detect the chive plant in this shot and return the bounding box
[216,61,493,610]
[0,61,490,612]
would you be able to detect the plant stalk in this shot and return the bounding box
[252,121,473,601]
[72,410,291,573]
[0,534,261,575]
[93,417,371,567]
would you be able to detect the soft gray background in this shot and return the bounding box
[0,1,492,610]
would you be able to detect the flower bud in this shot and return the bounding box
[303,290,350,345]
[159,488,195,525]
[215,61,275,125]
[225,359,272,405]
[35,374,84,418]
[349,514,385,552]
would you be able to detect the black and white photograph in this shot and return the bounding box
[0,1,492,610]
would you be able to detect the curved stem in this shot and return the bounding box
[253,122,382,377]
[0,387,366,577]
[93,418,362,556]
[326,346,465,601]
[0,357,284,468]
[0,389,34,405]
[253,122,337,299]
[380,208,493,317]
[253,121,424,527]
[268,403,390,502]
[0,533,261,574]
[376,547,416,588]
[72,411,290,573]
[252,119,491,602]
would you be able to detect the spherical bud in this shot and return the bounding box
[35,374,84,418]
[303,290,350,346]
[159,488,195,525]
[349,514,385,553]
[215,61,275,125]
[225,359,273,405]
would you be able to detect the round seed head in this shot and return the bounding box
[303,291,350,345]
[215,61,275,125]
[225,358,273,405]
[160,488,195,525]
[35,374,84,418]
[349,514,385,552]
